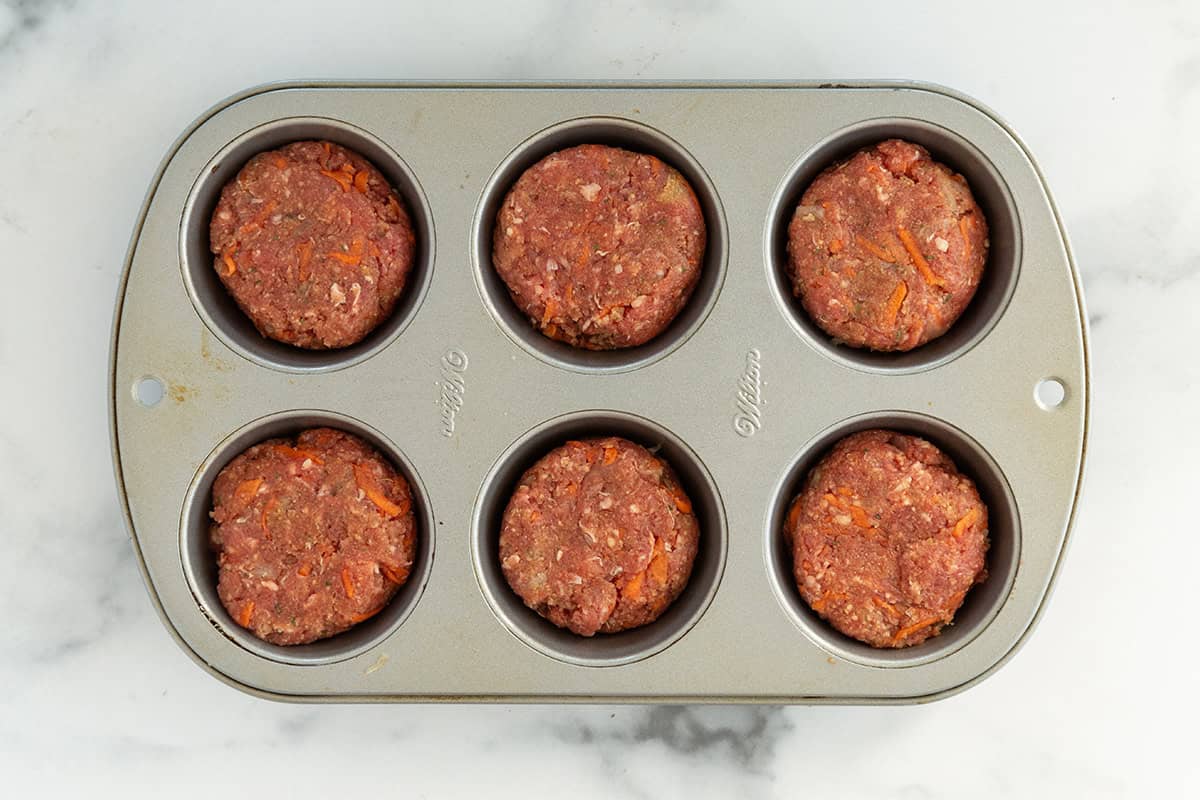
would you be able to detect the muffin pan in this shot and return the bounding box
[109,81,1089,703]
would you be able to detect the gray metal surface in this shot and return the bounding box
[109,81,1089,703]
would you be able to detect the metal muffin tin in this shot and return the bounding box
[109,81,1089,703]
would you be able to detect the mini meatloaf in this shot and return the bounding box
[786,139,988,351]
[209,427,417,645]
[786,429,989,648]
[499,436,700,635]
[209,140,417,349]
[493,144,706,350]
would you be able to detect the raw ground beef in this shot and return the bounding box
[787,139,987,351]
[786,429,989,648]
[500,436,700,635]
[493,144,706,350]
[210,427,417,645]
[210,140,416,349]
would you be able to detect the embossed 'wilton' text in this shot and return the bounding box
[734,349,763,437]
[439,349,468,438]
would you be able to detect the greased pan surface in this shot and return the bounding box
[110,82,1088,703]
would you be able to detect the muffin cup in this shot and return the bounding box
[765,117,1022,374]
[180,117,435,373]
[179,409,435,666]
[472,116,728,374]
[471,409,728,667]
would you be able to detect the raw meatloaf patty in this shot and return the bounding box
[209,140,417,349]
[493,144,706,350]
[499,436,700,635]
[786,139,988,351]
[786,429,989,648]
[209,427,417,646]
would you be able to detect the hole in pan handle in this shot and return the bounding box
[134,376,164,407]
[1035,378,1067,409]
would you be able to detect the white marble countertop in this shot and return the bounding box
[1,0,1194,796]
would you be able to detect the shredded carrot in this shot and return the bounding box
[621,572,644,600]
[898,227,945,287]
[855,235,895,263]
[368,241,381,260]
[353,169,369,193]
[296,242,312,282]
[851,507,873,528]
[353,463,406,518]
[893,617,940,643]
[271,445,325,465]
[785,498,804,531]
[322,141,332,159]
[543,323,560,339]
[221,248,238,277]
[320,168,353,192]
[327,239,364,265]
[238,200,277,234]
[828,238,844,254]
[872,596,899,617]
[349,606,384,624]
[672,490,692,514]
[528,510,541,522]
[297,563,312,577]
[564,482,578,496]
[236,601,254,628]
[295,447,325,463]
[649,539,669,584]
[884,281,908,326]
[952,507,980,538]
[542,299,559,326]
[381,563,409,584]
[565,285,575,303]
[341,567,356,599]
[272,155,288,170]
[602,445,618,465]
[824,493,873,528]
[811,592,845,613]
[836,486,853,496]
[649,557,668,585]
[232,478,263,510]
[959,215,973,262]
